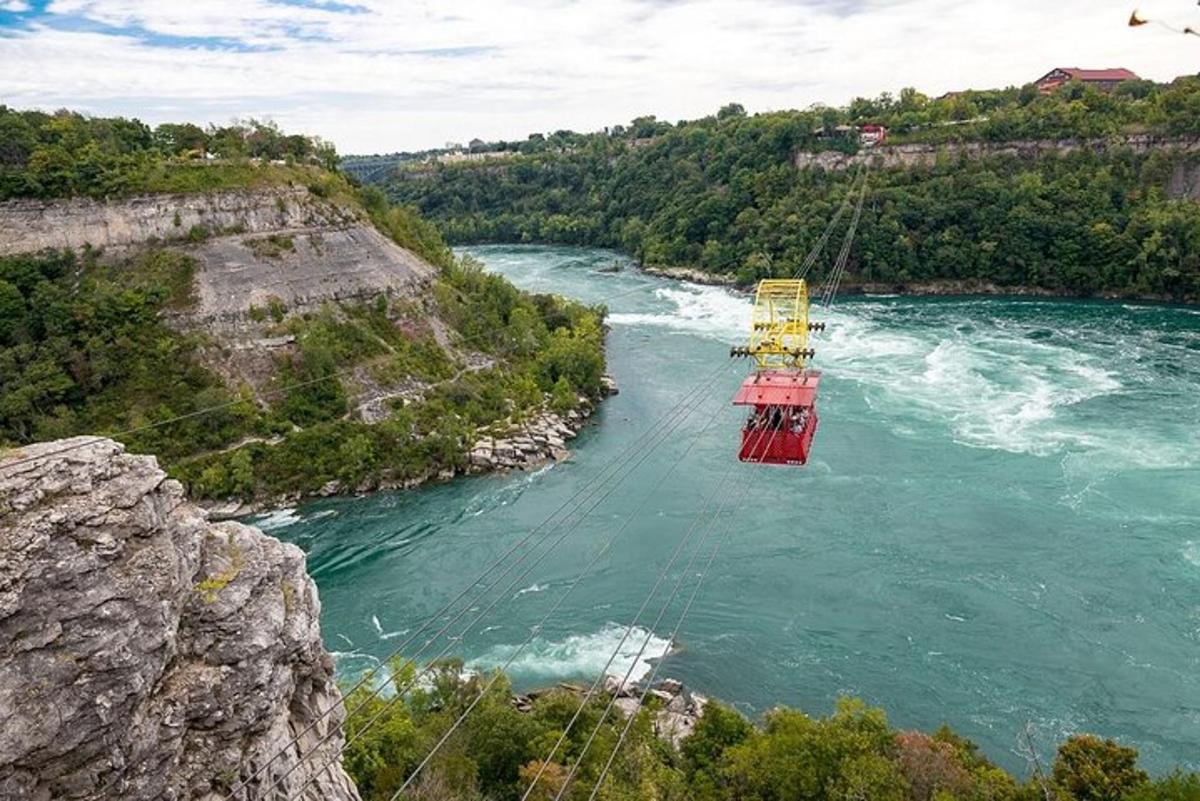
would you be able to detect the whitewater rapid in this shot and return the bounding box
[614,281,1198,468]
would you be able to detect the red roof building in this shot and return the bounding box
[1035,67,1140,94]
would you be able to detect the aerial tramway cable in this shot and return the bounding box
[579,423,785,800]
[543,449,747,801]
[515,401,745,800]
[240,360,738,801]
[819,164,871,307]
[379,372,741,801]
[797,165,867,282]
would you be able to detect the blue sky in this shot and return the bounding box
[1,0,1197,153]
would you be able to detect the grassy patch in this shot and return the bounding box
[194,532,244,603]
[245,233,296,259]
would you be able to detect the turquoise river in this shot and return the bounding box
[260,245,1200,773]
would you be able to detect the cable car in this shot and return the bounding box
[730,279,824,465]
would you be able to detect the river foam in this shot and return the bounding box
[468,623,672,684]
[609,281,1200,467]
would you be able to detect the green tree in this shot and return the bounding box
[1052,735,1148,801]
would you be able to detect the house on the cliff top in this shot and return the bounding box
[1035,67,1140,93]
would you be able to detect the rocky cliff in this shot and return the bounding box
[795,135,1200,199]
[0,186,435,323]
[1,187,321,256]
[0,438,360,801]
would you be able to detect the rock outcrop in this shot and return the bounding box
[516,674,708,750]
[794,134,1200,197]
[605,675,708,749]
[0,186,436,324]
[466,375,618,475]
[0,186,338,256]
[0,438,360,801]
[467,408,580,473]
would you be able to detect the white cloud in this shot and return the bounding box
[2,0,1198,152]
[0,1,32,11]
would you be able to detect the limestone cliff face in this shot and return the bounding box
[0,438,360,801]
[0,187,435,324]
[0,187,338,256]
[794,135,1200,199]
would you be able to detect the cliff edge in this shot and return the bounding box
[0,438,359,801]
[0,186,435,325]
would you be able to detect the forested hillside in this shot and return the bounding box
[343,663,1200,801]
[385,78,1200,301]
[0,106,339,199]
[0,110,607,504]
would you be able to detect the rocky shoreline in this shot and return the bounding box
[203,374,619,521]
[515,674,708,748]
[640,263,738,287]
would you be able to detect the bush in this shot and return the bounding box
[1052,735,1149,801]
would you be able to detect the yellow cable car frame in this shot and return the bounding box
[747,279,814,370]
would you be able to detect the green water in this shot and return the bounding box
[262,245,1200,773]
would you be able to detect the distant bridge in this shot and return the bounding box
[340,156,406,184]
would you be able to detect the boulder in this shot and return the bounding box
[0,438,360,801]
[647,689,675,704]
[614,697,642,720]
[603,674,632,697]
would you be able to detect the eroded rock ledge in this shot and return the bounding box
[515,674,707,749]
[466,376,618,474]
[0,438,359,801]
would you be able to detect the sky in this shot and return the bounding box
[0,0,1197,154]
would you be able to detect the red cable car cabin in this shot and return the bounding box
[731,279,823,466]
[733,370,820,465]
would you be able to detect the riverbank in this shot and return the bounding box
[641,263,738,287]
[836,278,1196,305]
[644,264,1196,306]
[202,376,618,520]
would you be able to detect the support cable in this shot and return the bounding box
[254,361,736,801]
[796,165,867,282]
[517,408,745,800]
[544,455,744,801]
[222,358,734,801]
[381,371,739,801]
[820,164,871,307]
[555,421,781,801]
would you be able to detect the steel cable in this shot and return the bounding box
[579,422,784,800]
[246,361,737,801]
[380,371,740,801]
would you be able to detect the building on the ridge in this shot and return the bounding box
[860,124,888,147]
[1034,67,1140,93]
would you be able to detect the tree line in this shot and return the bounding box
[0,106,339,200]
[384,78,1200,301]
[339,662,1199,801]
